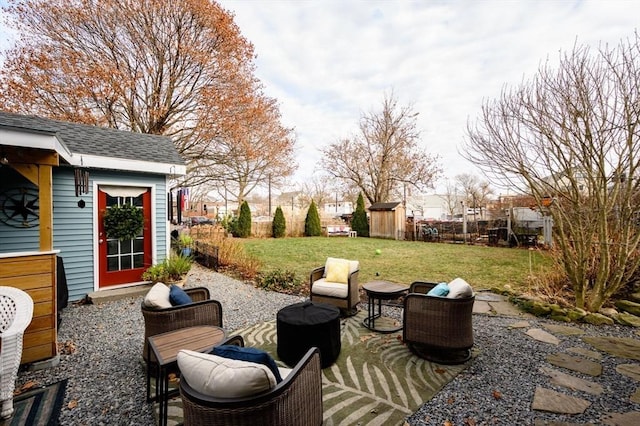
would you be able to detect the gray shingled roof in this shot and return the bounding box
[0,110,184,165]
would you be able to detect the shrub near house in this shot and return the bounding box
[142,255,192,284]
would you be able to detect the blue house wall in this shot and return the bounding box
[0,165,169,302]
[0,167,39,251]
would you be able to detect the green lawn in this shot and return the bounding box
[240,237,551,292]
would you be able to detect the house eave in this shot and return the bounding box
[66,153,186,175]
[0,126,186,175]
[0,127,73,164]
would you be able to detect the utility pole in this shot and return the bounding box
[291,196,294,236]
[268,174,272,217]
[461,200,467,244]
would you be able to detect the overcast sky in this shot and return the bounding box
[2,1,640,194]
[217,0,640,193]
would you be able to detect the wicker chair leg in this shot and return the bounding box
[340,306,359,317]
[408,344,471,365]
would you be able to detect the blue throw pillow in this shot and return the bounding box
[212,345,283,383]
[427,282,450,297]
[169,285,192,306]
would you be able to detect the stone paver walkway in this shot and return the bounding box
[473,291,640,426]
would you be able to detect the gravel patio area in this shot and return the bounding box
[12,263,640,425]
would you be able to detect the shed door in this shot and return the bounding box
[98,187,152,288]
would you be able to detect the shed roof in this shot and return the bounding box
[0,110,185,174]
[368,202,403,211]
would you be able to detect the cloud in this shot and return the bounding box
[220,0,640,192]
[1,0,638,193]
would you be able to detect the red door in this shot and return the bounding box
[98,188,152,288]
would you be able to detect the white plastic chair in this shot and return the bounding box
[0,286,34,419]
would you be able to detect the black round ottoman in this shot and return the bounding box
[277,301,341,368]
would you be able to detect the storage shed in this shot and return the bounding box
[368,202,406,240]
[0,111,185,365]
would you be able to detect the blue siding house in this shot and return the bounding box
[0,110,185,363]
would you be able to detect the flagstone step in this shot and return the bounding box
[539,366,604,395]
[531,386,591,414]
[546,353,602,376]
[526,322,640,422]
[526,328,560,345]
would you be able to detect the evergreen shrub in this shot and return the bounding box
[305,200,322,236]
[272,206,286,238]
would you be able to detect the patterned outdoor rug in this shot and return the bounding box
[4,379,67,426]
[159,311,470,425]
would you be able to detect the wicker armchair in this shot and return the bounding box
[403,281,474,364]
[0,286,34,418]
[309,258,360,316]
[179,335,323,426]
[141,287,222,362]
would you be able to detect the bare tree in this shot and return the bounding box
[463,35,640,312]
[196,93,297,202]
[296,174,335,212]
[441,180,460,220]
[0,0,294,194]
[320,92,441,204]
[455,174,493,219]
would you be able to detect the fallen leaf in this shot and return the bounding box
[57,340,77,355]
[435,368,447,374]
[464,418,477,425]
[447,396,455,404]
[13,381,38,395]
[68,399,78,409]
[492,390,502,400]
[444,420,453,426]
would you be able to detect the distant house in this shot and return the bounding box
[323,200,354,217]
[0,110,185,364]
[405,194,465,221]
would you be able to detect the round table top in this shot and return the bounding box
[277,301,340,326]
[362,280,409,297]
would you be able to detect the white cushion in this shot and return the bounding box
[177,349,277,398]
[311,278,349,298]
[446,278,473,299]
[278,366,292,380]
[143,282,172,309]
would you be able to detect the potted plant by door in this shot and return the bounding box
[142,254,193,287]
[177,233,194,257]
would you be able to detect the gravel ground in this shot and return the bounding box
[13,263,640,425]
[407,314,640,426]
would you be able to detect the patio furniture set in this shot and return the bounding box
[139,257,476,426]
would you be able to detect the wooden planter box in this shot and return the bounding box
[0,251,58,364]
